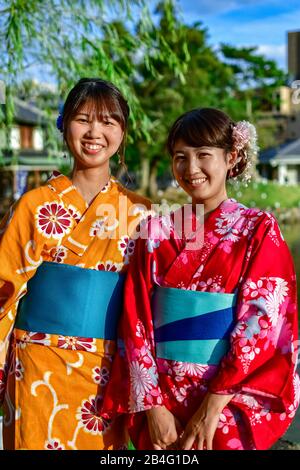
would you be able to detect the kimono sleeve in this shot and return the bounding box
[103,226,164,414]
[209,213,299,413]
[0,194,43,404]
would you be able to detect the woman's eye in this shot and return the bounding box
[174,155,185,161]
[104,120,114,126]
[197,153,209,158]
[77,118,88,123]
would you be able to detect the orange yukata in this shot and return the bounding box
[0,171,150,450]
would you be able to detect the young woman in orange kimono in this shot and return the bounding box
[0,78,150,449]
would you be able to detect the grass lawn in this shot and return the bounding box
[227,180,300,210]
[157,180,300,212]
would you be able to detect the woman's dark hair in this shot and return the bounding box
[62,78,130,166]
[167,108,247,179]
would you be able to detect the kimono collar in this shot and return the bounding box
[204,198,239,227]
[47,171,77,197]
[163,198,239,288]
[47,171,87,215]
[47,171,120,256]
[47,171,116,212]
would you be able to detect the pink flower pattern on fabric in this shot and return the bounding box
[104,199,299,450]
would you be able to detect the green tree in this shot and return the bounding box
[127,13,240,197]
[128,1,189,196]
[220,44,288,161]
[0,0,188,162]
[220,44,287,117]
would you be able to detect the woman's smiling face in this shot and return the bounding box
[66,104,124,170]
[172,139,233,205]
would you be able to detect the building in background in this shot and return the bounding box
[258,30,300,184]
[288,30,300,81]
[0,98,62,216]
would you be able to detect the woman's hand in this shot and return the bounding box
[146,405,183,450]
[180,392,234,450]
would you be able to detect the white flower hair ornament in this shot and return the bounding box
[231,120,259,184]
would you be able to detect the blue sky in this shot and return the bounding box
[12,0,300,84]
[176,0,300,70]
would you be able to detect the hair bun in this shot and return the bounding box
[231,120,259,184]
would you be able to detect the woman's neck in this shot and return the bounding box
[71,166,110,205]
[193,191,229,220]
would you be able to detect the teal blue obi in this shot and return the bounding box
[153,286,236,365]
[16,262,125,340]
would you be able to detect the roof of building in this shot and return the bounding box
[2,153,63,170]
[271,138,300,164]
[14,97,48,125]
[259,138,300,164]
[275,138,300,156]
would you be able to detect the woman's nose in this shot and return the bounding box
[187,156,200,174]
[87,120,104,137]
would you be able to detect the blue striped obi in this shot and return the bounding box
[152,286,236,365]
[16,262,125,340]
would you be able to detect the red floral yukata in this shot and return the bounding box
[104,198,299,450]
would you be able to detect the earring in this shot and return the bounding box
[117,151,122,165]
[229,166,235,178]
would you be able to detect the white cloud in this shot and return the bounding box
[257,44,286,59]
[256,44,286,69]
[177,2,300,69]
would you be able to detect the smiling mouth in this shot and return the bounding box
[186,177,208,186]
[82,143,104,151]
[81,143,105,156]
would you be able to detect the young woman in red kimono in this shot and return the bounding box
[105,108,299,450]
[0,78,150,449]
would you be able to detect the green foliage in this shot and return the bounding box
[256,118,279,150]
[227,180,300,210]
[220,44,286,86]
[58,162,72,176]
[0,0,188,144]
[220,44,287,116]
[0,0,290,193]
[158,180,300,213]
